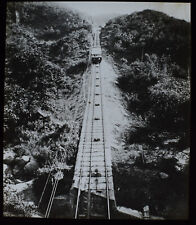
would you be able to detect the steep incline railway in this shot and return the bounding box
[71,29,115,219]
[37,28,145,220]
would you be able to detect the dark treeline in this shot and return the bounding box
[101,9,190,152]
[5,1,91,147]
[101,9,190,219]
[4,2,91,216]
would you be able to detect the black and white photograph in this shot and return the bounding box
[3,1,191,220]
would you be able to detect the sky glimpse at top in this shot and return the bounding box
[54,1,191,22]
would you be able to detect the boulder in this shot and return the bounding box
[10,156,32,177]
[183,148,190,154]
[14,179,34,192]
[4,151,16,165]
[130,150,140,159]
[15,179,23,184]
[12,164,22,176]
[159,172,169,179]
[23,158,39,175]
[14,157,29,168]
[13,146,26,157]
[3,164,12,176]
[3,164,8,173]
[22,155,31,163]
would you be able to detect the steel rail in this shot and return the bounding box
[74,63,94,219]
[43,66,90,218]
[87,65,96,219]
[75,33,109,219]
[39,69,87,211]
[99,63,111,219]
[38,34,94,218]
[75,67,93,218]
[74,66,92,218]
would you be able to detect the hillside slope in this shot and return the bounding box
[101,10,190,219]
[4,2,91,217]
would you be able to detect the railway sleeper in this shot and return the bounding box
[76,168,109,176]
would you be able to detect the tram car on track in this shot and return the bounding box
[91,47,102,64]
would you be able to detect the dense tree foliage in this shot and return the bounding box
[101,10,190,218]
[101,10,190,69]
[101,9,190,151]
[4,2,91,216]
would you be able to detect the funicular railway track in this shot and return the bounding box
[37,28,145,220]
[73,62,114,219]
[72,29,115,219]
[37,29,116,219]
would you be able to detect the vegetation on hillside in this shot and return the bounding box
[101,10,190,219]
[4,2,91,217]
